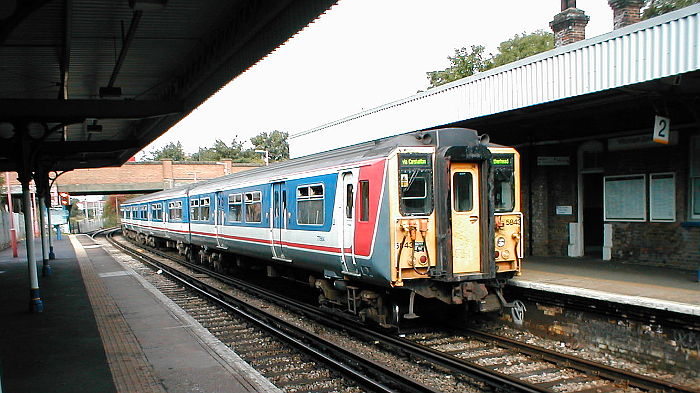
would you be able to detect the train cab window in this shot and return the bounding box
[228,193,243,222]
[398,153,433,216]
[200,198,210,221]
[297,185,324,225]
[190,199,200,221]
[359,181,370,222]
[245,191,262,223]
[346,184,354,219]
[168,201,182,221]
[452,172,473,212]
[493,154,516,212]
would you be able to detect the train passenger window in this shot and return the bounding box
[297,185,324,225]
[452,172,473,212]
[190,199,199,221]
[228,193,243,222]
[200,198,210,221]
[168,201,182,221]
[359,181,370,222]
[346,184,354,219]
[152,203,163,221]
[141,205,147,220]
[245,192,262,223]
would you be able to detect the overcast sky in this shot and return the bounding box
[140,0,614,157]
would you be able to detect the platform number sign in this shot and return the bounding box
[653,115,670,144]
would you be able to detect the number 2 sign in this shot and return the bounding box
[653,115,670,144]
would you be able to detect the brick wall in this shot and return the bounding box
[608,0,643,29]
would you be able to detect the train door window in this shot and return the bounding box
[398,153,433,216]
[346,184,354,219]
[228,193,243,222]
[245,191,262,223]
[297,184,324,225]
[359,180,370,222]
[200,197,210,221]
[190,199,200,221]
[452,172,473,212]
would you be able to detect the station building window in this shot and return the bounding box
[603,174,646,222]
[228,193,243,222]
[245,191,262,223]
[297,185,324,225]
[690,136,700,220]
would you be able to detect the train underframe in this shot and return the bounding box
[122,228,521,327]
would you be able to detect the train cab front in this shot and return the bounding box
[389,128,524,322]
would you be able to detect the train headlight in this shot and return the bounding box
[496,237,506,248]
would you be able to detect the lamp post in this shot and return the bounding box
[255,149,269,166]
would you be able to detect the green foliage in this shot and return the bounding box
[427,45,490,87]
[426,30,554,88]
[250,130,290,162]
[146,141,187,161]
[190,138,257,162]
[643,0,699,18]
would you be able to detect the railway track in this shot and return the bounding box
[102,229,699,393]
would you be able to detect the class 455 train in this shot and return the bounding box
[121,127,525,327]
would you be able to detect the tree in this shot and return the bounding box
[426,30,554,88]
[642,0,699,18]
[102,195,128,227]
[146,141,187,161]
[250,130,290,162]
[427,45,490,87]
[190,138,256,162]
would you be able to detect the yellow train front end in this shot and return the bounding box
[383,130,523,316]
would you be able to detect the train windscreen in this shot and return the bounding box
[398,153,434,216]
[492,154,515,213]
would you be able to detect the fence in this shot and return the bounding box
[0,212,25,250]
[71,218,104,234]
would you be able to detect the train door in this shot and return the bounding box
[340,171,360,275]
[271,182,290,261]
[215,191,226,248]
[450,162,482,274]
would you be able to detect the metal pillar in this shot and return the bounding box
[36,170,53,273]
[20,179,43,312]
[4,172,18,258]
[17,124,43,313]
[47,200,55,260]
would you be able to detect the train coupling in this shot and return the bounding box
[495,290,527,326]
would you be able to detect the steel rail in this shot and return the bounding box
[110,229,698,393]
[104,229,441,393]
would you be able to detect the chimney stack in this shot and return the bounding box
[550,0,590,47]
[608,0,644,29]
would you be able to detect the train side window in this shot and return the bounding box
[228,193,243,222]
[346,184,354,219]
[359,180,370,222]
[152,203,163,221]
[168,201,182,221]
[245,191,262,223]
[297,184,324,225]
[141,205,148,220]
[452,172,473,212]
[190,199,199,221]
[200,197,210,221]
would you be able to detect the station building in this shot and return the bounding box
[290,4,700,271]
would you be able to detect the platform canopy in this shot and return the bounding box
[0,0,337,172]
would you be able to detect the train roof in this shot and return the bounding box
[124,128,502,204]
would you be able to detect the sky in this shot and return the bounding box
[140,0,614,157]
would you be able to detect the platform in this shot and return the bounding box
[0,235,280,393]
[510,256,700,317]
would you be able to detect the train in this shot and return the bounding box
[121,127,523,326]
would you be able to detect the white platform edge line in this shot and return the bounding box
[97,239,284,393]
[509,279,700,317]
